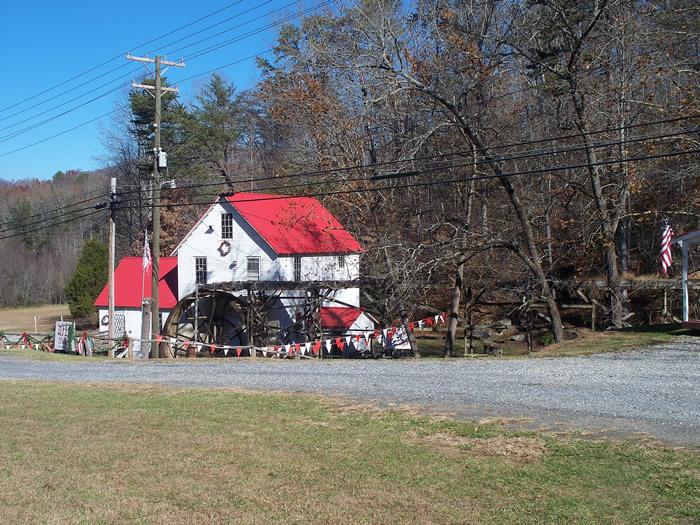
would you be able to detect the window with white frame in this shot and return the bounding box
[195,257,207,285]
[338,255,345,268]
[293,255,302,281]
[221,213,233,239]
[247,257,260,281]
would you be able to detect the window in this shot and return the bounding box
[195,257,207,285]
[293,256,302,282]
[221,213,233,239]
[247,257,260,281]
[338,255,345,268]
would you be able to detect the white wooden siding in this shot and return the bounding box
[174,199,362,327]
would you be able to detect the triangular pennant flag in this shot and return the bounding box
[364,332,372,343]
[418,320,424,329]
[156,335,163,344]
[236,347,242,357]
[210,344,216,355]
[223,348,229,356]
[382,328,389,337]
[425,317,434,327]
[345,335,352,346]
[284,344,291,354]
[304,342,311,355]
[434,315,440,323]
[324,339,332,352]
[312,341,321,355]
[294,343,301,355]
[336,337,345,351]
[408,322,415,331]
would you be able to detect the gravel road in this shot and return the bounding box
[1,337,698,445]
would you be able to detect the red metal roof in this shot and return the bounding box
[225,192,363,255]
[320,307,366,330]
[94,257,178,309]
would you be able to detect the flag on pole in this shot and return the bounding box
[143,233,152,270]
[660,220,674,276]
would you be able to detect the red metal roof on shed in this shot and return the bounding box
[94,257,178,309]
[225,192,363,255]
[320,307,365,330]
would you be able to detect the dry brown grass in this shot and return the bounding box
[0,304,71,332]
[0,381,696,524]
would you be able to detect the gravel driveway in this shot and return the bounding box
[1,337,698,445]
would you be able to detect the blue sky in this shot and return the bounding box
[0,0,312,181]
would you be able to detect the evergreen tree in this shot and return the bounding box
[64,239,108,318]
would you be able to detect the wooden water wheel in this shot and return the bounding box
[162,290,249,357]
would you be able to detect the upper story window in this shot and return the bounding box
[195,257,207,285]
[247,257,260,281]
[221,213,233,239]
[293,256,302,282]
[338,255,345,268]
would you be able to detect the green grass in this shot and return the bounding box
[0,381,696,523]
[414,327,680,358]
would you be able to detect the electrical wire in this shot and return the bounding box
[0,209,107,241]
[0,0,249,115]
[114,148,700,211]
[184,2,332,61]
[0,2,325,143]
[115,116,700,196]
[2,145,696,240]
[0,188,109,228]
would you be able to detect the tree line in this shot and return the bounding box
[2,0,698,339]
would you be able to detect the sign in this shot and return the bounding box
[54,321,75,353]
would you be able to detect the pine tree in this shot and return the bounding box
[64,239,108,319]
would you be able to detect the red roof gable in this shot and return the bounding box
[225,192,363,255]
[95,257,178,309]
[320,307,366,330]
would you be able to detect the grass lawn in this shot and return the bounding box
[0,304,71,333]
[414,327,679,358]
[0,382,696,523]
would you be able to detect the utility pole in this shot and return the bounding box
[127,54,184,358]
[107,177,117,357]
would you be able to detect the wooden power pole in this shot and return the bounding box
[127,54,184,358]
[107,177,116,357]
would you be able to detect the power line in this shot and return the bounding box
[0,108,121,159]
[0,3,318,143]
[0,188,109,229]
[184,2,332,60]
[115,115,700,196]
[0,0,248,115]
[3,146,696,241]
[115,148,700,210]
[7,124,691,235]
[147,0,278,55]
[0,209,107,241]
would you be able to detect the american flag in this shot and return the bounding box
[660,220,673,276]
[142,232,151,270]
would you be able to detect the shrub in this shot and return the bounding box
[64,239,108,319]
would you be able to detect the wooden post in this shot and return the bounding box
[681,241,689,322]
[127,338,133,360]
[591,303,596,331]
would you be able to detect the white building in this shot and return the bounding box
[96,191,370,344]
[171,192,365,328]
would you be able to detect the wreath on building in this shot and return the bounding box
[218,240,232,256]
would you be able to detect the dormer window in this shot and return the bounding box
[221,213,233,239]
